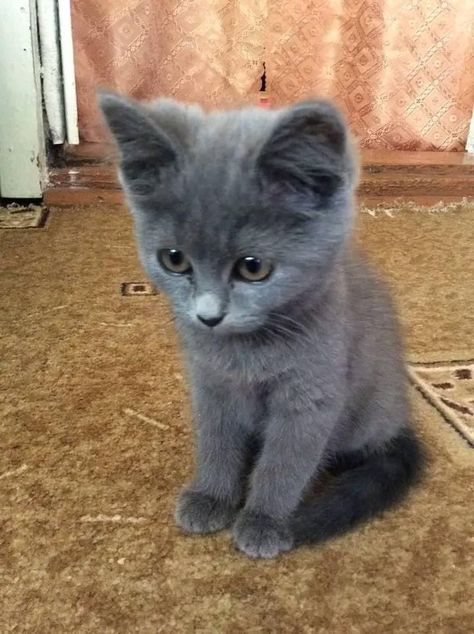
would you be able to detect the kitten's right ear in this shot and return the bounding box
[98,90,178,195]
[257,100,355,199]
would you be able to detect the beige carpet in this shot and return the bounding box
[1,201,473,633]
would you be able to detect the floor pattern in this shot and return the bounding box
[0,204,48,229]
[120,282,158,296]
[409,360,474,446]
[1,202,473,632]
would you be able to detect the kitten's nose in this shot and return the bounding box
[197,314,224,328]
[195,292,225,328]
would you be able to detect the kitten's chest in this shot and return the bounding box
[189,336,298,384]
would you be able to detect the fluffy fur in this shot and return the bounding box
[100,91,424,558]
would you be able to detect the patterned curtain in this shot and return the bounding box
[72,0,474,150]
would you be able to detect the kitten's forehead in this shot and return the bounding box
[143,108,316,261]
[182,107,278,195]
[164,109,279,246]
[194,108,277,159]
[132,98,351,265]
[169,198,310,268]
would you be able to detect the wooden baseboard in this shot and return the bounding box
[44,145,474,207]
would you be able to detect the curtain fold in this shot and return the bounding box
[72,0,474,150]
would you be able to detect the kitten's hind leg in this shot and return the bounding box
[291,427,425,546]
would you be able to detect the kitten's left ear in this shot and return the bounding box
[98,90,178,196]
[257,100,357,197]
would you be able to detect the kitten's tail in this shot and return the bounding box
[291,428,425,546]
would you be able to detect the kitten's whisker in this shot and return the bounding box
[163,315,177,326]
[270,313,336,366]
[266,314,314,347]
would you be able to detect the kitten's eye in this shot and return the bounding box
[234,256,272,282]
[158,249,192,275]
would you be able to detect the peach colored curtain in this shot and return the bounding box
[72,0,474,150]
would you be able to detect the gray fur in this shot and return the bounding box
[99,91,423,558]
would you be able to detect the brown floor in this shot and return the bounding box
[1,201,473,633]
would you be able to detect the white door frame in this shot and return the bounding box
[57,0,79,145]
[0,0,78,199]
[0,0,46,198]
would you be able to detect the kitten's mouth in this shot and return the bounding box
[189,310,305,342]
[193,317,264,337]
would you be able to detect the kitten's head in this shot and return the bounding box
[99,92,358,335]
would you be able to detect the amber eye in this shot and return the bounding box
[158,249,192,274]
[234,256,272,282]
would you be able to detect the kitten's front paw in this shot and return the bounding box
[233,510,294,559]
[175,490,237,534]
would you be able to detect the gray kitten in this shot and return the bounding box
[100,92,424,558]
